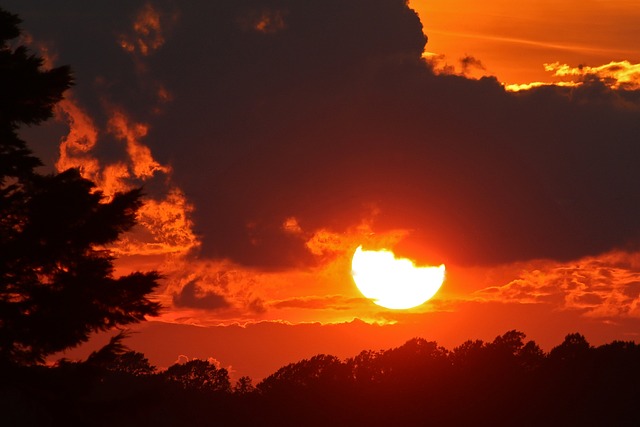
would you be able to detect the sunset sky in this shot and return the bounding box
[6,0,640,381]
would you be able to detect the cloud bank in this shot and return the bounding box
[7,0,640,323]
[140,0,640,268]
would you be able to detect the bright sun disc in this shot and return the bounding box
[351,246,445,309]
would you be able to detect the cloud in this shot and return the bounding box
[55,98,101,179]
[503,81,577,92]
[9,0,640,272]
[172,281,230,310]
[475,251,640,318]
[157,257,271,320]
[238,7,287,34]
[107,109,170,179]
[145,0,640,268]
[459,54,485,75]
[12,0,640,358]
[119,2,175,57]
[52,96,200,259]
[271,295,360,311]
[545,60,640,90]
[505,60,640,93]
[24,13,200,262]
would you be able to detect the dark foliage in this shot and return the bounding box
[0,7,160,365]
[3,330,639,427]
[162,358,231,393]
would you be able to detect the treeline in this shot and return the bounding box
[2,330,639,426]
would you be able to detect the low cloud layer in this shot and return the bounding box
[477,251,640,319]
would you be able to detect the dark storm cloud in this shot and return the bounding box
[7,0,640,267]
[172,281,230,310]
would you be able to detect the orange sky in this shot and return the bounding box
[7,0,640,381]
[411,0,640,84]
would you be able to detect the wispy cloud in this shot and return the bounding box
[545,60,640,90]
[119,2,174,57]
[475,251,640,319]
[505,60,640,92]
[426,29,640,57]
[32,21,199,262]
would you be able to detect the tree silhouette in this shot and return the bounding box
[0,7,160,365]
[85,331,131,367]
[548,332,591,364]
[83,331,156,376]
[233,376,255,395]
[257,354,349,394]
[3,328,638,427]
[347,349,383,384]
[450,338,486,368]
[163,359,231,392]
[372,337,450,383]
[108,350,157,376]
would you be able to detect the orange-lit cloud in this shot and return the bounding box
[503,81,577,92]
[504,60,640,93]
[119,3,168,56]
[114,188,199,257]
[55,99,101,179]
[136,189,199,252]
[156,84,172,104]
[239,8,287,34]
[476,251,640,319]
[281,217,303,235]
[305,224,409,258]
[52,96,198,261]
[151,217,424,326]
[157,257,271,323]
[32,8,198,264]
[545,61,640,90]
[55,99,166,192]
[107,110,170,179]
[270,295,360,311]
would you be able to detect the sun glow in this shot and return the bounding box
[351,246,445,309]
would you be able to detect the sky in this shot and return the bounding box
[5,0,640,381]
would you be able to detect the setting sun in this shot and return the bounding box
[351,246,445,309]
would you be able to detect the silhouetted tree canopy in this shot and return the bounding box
[2,329,640,426]
[83,331,156,376]
[251,332,640,427]
[233,375,255,395]
[548,332,591,363]
[0,7,160,365]
[163,359,231,393]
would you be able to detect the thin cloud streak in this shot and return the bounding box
[426,29,640,57]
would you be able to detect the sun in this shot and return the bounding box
[351,246,445,309]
